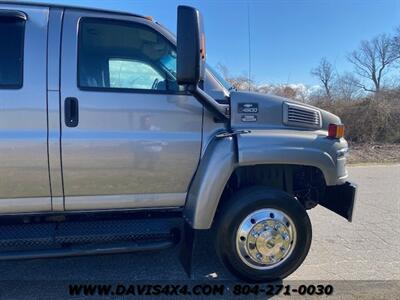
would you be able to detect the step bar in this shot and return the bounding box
[0,239,175,261]
[0,211,196,277]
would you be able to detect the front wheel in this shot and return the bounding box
[215,187,312,282]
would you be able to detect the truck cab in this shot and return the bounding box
[0,1,356,282]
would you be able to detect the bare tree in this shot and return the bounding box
[333,72,362,100]
[393,26,400,69]
[394,26,400,49]
[311,58,335,99]
[228,75,255,91]
[348,34,400,93]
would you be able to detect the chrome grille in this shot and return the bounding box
[283,102,322,128]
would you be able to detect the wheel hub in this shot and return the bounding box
[236,209,296,270]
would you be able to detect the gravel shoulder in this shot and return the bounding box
[348,143,400,164]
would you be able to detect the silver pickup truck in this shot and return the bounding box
[0,2,356,282]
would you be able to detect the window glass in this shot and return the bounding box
[206,63,233,92]
[0,16,24,88]
[109,59,163,89]
[78,18,179,92]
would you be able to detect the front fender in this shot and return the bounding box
[184,129,348,230]
[237,129,348,186]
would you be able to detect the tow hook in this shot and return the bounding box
[215,130,251,138]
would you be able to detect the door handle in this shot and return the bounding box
[65,97,79,127]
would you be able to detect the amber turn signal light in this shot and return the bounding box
[328,124,345,139]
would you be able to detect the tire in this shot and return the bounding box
[215,186,312,282]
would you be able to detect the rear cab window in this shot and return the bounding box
[0,12,25,89]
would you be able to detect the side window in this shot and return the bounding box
[0,14,25,89]
[108,58,164,89]
[78,18,179,92]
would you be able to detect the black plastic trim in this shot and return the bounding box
[319,181,357,222]
[64,97,79,127]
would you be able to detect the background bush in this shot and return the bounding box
[312,90,400,143]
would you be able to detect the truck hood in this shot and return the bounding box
[229,91,340,131]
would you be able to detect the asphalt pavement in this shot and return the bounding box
[0,165,399,299]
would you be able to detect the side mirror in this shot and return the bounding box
[176,6,228,121]
[176,5,206,87]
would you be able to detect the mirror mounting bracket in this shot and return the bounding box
[188,85,230,121]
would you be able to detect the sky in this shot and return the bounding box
[20,0,400,86]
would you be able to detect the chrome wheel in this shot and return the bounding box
[236,208,297,270]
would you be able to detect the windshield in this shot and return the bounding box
[206,64,234,91]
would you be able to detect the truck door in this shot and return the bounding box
[0,5,51,213]
[60,10,203,210]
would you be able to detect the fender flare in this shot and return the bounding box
[183,136,236,229]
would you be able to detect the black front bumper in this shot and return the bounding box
[319,181,357,222]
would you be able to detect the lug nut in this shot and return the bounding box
[256,253,263,260]
[270,255,275,261]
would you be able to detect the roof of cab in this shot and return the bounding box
[0,1,147,19]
